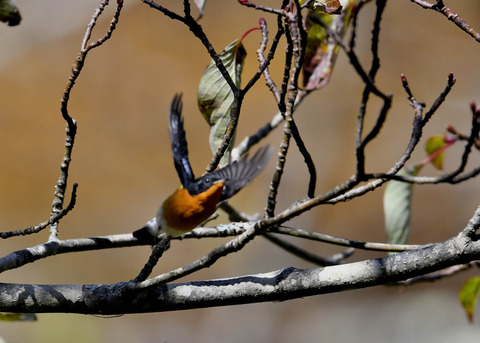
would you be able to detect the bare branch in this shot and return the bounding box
[51,0,123,240]
[237,0,287,16]
[219,202,352,266]
[243,18,284,94]
[263,232,354,266]
[393,262,479,286]
[410,0,480,43]
[0,233,142,274]
[140,0,244,172]
[355,0,389,176]
[2,210,480,314]
[0,184,78,239]
[271,226,426,252]
[131,234,171,282]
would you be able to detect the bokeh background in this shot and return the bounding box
[1,0,480,342]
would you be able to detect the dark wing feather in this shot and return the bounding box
[188,145,273,201]
[169,94,195,186]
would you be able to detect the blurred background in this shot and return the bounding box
[1,0,480,342]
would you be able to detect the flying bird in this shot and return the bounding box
[133,94,273,239]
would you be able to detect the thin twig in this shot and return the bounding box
[263,233,354,266]
[308,13,389,101]
[355,0,390,176]
[0,184,78,239]
[243,17,284,94]
[232,5,289,160]
[220,202,352,266]
[237,0,287,15]
[50,0,123,241]
[364,76,480,186]
[348,0,372,51]
[266,10,293,217]
[131,234,170,282]
[129,222,261,288]
[283,3,317,198]
[409,0,480,43]
[234,103,310,160]
[422,72,456,125]
[255,17,282,103]
[271,226,426,252]
[393,261,480,286]
[140,0,243,173]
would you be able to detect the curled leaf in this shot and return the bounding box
[302,0,356,90]
[459,276,480,324]
[0,0,21,26]
[197,40,246,166]
[383,164,423,246]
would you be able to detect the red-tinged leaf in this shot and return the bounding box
[459,277,480,324]
[300,0,343,14]
[0,0,21,26]
[383,164,423,247]
[425,135,447,170]
[302,0,356,90]
[323,0,343,14]
[197,40,246,166]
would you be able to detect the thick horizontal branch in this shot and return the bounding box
[0,221,479,314]
[0,234,140,274]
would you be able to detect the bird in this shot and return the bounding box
[133,94,273,240]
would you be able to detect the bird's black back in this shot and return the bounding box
[168,94,273,200]
[187,145,273,200]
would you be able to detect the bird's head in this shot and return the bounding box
[188,175,228,196]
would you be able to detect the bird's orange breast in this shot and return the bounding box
[161,181,225,234]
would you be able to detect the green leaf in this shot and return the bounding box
[425,135,447,170]
[459,276,480,324]
[0,312,36,322]
[302,0,356,90]
[0,0,21,26]
[197,40,246,166]
[383,164,422,246]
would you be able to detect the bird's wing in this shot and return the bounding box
[169,94,195,186]
[190,145,274,201]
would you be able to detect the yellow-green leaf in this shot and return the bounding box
[383,164,423,247]
[0,0,21,26]
[425,135,447,170]
[302,0,356,90]
[197,40,246,166]
[0,312,36,322]
[459,276,480,324]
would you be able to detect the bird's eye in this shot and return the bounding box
[204,177,210,184]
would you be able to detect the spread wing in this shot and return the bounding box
[169,94,195,186]
[187,145,273,201]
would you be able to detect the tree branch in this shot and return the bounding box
[409,0,480,43]
[1,206,480,314]
[51,0,123,240]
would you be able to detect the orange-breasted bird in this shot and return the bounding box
[133,94,273,239]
